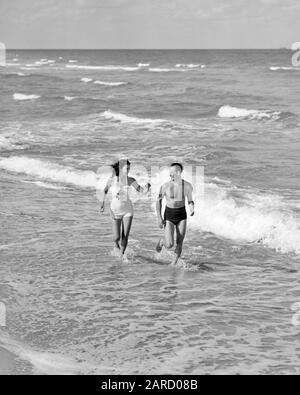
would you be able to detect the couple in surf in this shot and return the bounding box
[100,160,195,263]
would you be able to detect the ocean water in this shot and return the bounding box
[0,50,300,375]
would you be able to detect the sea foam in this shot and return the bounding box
[0,330,116,375]
[94,81,127,87]
[64,96,77,101]
[0,136,27,151]
[218,105,282,121]
[152,168,300,255]
[13,93,41,101]
[270,66,300,71]
[1,156,299,255]
[100,110,169,125]
[175,64,205,69]
[81,78,93,83]
[190,181,300,255]
[0,156,99,188]
[67,65,140,72]
[149,68,186,73]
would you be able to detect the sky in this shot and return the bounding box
[0,0,299,49]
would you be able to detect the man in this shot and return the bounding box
[156,163,195,264]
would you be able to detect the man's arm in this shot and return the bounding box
[156,186,165,228]
[186,183,195,216]
[129,177,151,193]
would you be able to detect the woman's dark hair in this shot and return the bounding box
[112,160,131,177]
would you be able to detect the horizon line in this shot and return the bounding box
[6,48,292,51]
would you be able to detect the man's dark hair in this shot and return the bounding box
[171,162,183,172]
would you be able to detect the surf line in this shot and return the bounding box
[100,379,135,393]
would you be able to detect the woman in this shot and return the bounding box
[100,160,151,258]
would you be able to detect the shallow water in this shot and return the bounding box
[0,50,300,374]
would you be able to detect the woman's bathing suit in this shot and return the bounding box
[110,178,134,219]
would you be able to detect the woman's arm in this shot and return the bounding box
[129,177,151,193]
[100,178,112,213]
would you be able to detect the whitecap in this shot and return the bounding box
[3,63,21,67]
[94,81,127,87]
[0,136,27,151]
[270,66,300,71]
[149,68,185,73]
[64,96,77,101]
[35,61,49,66]
[0,156,100,189]
[100,110,169,125]
[81,78,93,83]
[13,93,41,101]
[24,180,67,190]
[175,63,203,69]
[67,65,140,72]
[190,182,300,255]
[218,105,281,121]
[20,67,39,71]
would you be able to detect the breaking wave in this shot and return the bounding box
[81,78,93,83]
[94,81,128,87]
[270,66,300,72]
[190,181,300,255]
[218,105,283,121]
[1,156,299,255]
[0,156,99,188]
[64,96,77,101]
[13,93,41,101]
[152,169,300,255]
[0,136,28,152]
[149,68,187,73]
[99,110,171,125]
[67,65,140,72]
[176,64,206,69]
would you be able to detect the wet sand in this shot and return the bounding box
[0,346,16,375]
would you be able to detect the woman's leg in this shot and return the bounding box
[121,216,133,255]
[112,218,122,250]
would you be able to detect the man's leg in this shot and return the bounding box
[156,221,175,252]
[164,221,175,249]
[174,220,187,263]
